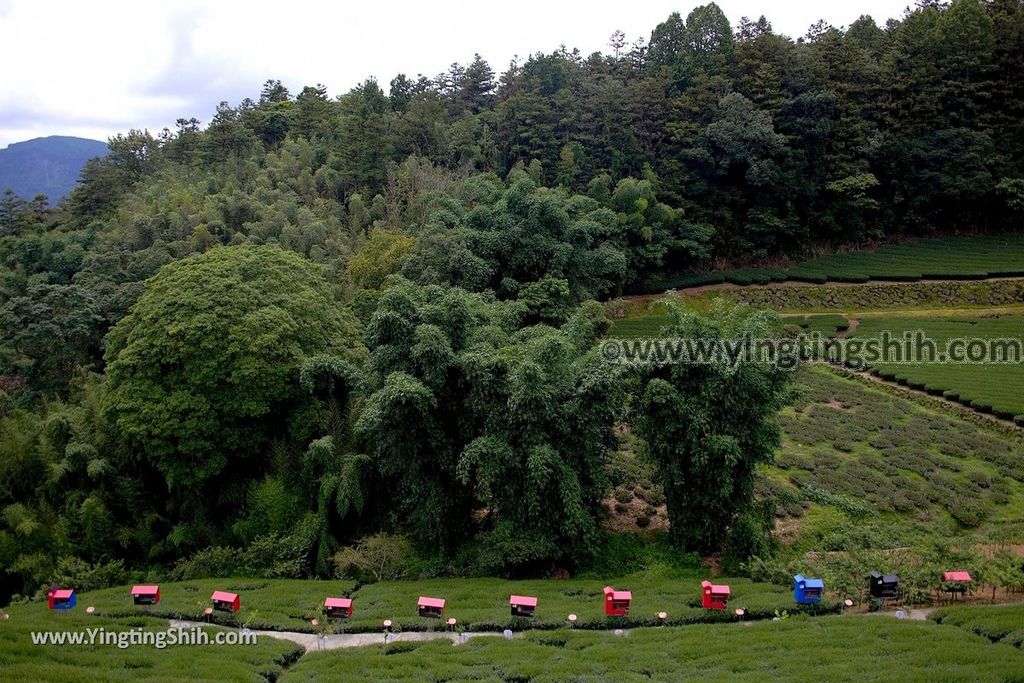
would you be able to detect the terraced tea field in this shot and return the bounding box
[849,315,1024,420]
[5,586,1024,682]
[81,578,358,631]
[27,572,833,635]
[282,617,1024,682]
[642,233,1024,291]
[763,367,1024,600]
[0,607,302,682]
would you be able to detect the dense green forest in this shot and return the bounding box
[2,0,1024,602]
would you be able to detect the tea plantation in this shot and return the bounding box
[0,606,303,682]
[643,233,1024,291]
[930,605,1024,648]
[283,617,1024,682]
[11,572,834,635]
[6,588,1024,681]
[849,314,1024,420]
[767,368,1024,558]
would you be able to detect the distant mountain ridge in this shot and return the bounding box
[0,135,108,204]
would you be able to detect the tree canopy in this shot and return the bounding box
[631,300,791,553]
[356,278,622,572]
[102,245,365,494]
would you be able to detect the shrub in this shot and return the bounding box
[171,546,242,581]
[741,556,791,585]
[644,490,666,507]
[947,499,989,529]
[584,533,700,576]
[49,557,128,594]
[333,533,415,582]
[241,532,312,579]
[722,502,777,574]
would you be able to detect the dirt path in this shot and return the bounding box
[834,317,859,338]
[861,607,936,621]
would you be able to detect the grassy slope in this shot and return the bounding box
[588,356,1024,561]
[341,572,826,631]
[79,578,357,631]
[283,617,1024,682]
[30,572,832,635]
[758,366,1024,605]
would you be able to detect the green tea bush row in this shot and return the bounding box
[638,234,1024,294]
[853,315,1024,419]
[284,616,1024,682]
[705,279,1024,311]
[930,605,1024,647]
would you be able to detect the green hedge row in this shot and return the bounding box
[708,279,1024,311]
[857,366,1021,425]
[636,234,1024,294]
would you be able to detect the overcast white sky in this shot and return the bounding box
[0,0,912,148]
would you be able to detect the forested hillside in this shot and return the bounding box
[0,136,108,204]
[2,0,1023,603]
